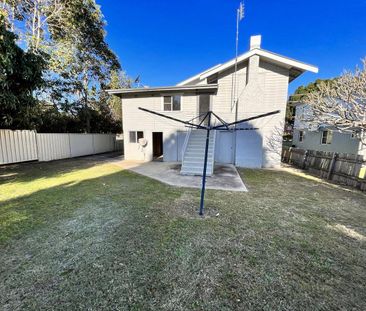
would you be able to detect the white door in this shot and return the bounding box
[215,131,233,163]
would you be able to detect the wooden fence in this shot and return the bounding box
[282,147,366,191]
[0,130,120,165]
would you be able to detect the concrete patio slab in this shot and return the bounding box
[115,160,247,192]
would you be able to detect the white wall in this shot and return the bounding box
[293,129,361,155]
[121,58,290,168]
[122,94,197,161]
[213,58,289,167]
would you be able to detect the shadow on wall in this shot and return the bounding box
[135,119,284,168]
[263,121,285,167]
[158,121,265,168]
[233,120,263,168]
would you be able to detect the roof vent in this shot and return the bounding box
[250,35,261,50]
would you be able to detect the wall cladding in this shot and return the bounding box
[0,130,118,165]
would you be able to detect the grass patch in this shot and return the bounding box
[0,157,365,310]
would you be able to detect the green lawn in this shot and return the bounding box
[0,156,365,310]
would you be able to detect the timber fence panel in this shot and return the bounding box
[282,147,366,191]
[0,130,38,164]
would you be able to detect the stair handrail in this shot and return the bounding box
[210,130,217,171]
[181,128,192,161]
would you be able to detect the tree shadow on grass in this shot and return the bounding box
[1,166,366,310]
[0,153,122,185]
[0,166,204,310]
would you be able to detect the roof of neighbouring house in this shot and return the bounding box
[106,84,218,97]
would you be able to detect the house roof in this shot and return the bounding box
[106,84,218,97]
[177,48,318,86]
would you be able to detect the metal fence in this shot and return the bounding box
[282,147,366,191]
[0,130,119,165]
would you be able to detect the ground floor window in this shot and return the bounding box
[321,130,332,144]
[129,131,144,143]
[299,130,304,142]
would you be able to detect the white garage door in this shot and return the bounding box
[215,131,233,163]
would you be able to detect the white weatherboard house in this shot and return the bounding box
[292,104,366,156]
[108,36,318,175]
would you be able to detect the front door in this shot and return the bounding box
[199,94,211,125]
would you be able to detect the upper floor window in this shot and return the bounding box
[321,130,332,145]
[298,130,304,142]
[163,95,181,111]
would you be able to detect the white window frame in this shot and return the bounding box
[298,130,304,142]
[321,130,332,145]
[162,94,182,112]
[129,131,144,143]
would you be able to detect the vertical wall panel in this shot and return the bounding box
[0,130,38,164]
[36,133,71,162]
[69,134,94,157]
[93,134,114,154]
[1,130,117,165]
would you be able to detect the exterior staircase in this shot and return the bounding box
[181,129,216,176]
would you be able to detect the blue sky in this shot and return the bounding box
[100,0,366,94]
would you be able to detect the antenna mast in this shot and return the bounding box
[231,1,245,119]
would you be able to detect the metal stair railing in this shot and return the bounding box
[181,128,192,162]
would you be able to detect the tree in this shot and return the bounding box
[301,60,366,144]
[1,0,127,133]
[107,69,131,123]
[45,0,121,132]
[0,17,46,129]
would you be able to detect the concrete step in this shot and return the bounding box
[182,161,213,167]
[181,168,213,176]
[183,155,214,161]
[186,146,214,156]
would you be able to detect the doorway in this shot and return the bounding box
[152,132,163,160]
[199,94,211,125]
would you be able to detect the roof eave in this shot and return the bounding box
[106,84,218,97]
[180,48,318,85]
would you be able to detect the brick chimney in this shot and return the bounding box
[250,35,261,50]
[247,35,261,84]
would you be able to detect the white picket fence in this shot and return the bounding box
[0,130,118,165]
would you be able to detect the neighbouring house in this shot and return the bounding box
[108,35,318,175]
[292,103,366,156]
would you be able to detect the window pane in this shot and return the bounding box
[172,95,181,111]
[137,131,144,139]
[327,131,333,144]
[321,131,327,144]
[129,131,136,143]
[164,103,171,111]
[164,96,171,103]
